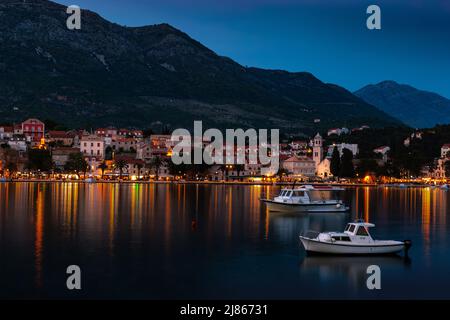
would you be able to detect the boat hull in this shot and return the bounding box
[261,199,348,213]
[299,236,405,255]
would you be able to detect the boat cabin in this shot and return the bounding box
[344,221,375,237]
[274,185,344,204]
[319,221,375,244]
[275,188,310,203]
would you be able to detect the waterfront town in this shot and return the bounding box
[0,118,450,184]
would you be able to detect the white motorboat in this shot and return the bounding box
[440,184,449,190]
[261,184,349,213]
[299,220,411,255]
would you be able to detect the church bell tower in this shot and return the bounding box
[313,133,323,167]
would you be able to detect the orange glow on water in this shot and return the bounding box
[35,185,44,288]
[422,188,431,247]
[364,187,370,222]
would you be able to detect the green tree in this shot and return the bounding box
[149,156,165,180]
[114,159,127,179]
[339,148,355,178]
[44,119,68,131]
[64,153,89,176]
[167,160,188,178]
[356,159,380,177]
[136,161,144,180]
[276,168,289,180]
[99,161,108,179]
[330,146,341,178]
[5,162,18,177]
[2,148,19,177]
[27,149,52,172]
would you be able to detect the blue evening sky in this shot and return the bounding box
[56,0,450,98]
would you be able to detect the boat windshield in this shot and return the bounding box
[279,190,292,197]
[356,226,369,236]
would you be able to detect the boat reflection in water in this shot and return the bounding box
[267,210,348,244]
[299,254,411,290]
[1,183,449,299]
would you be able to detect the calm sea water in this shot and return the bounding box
[0,182,449,299]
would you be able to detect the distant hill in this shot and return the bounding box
[354,81,450,129]
[0,0,402,132]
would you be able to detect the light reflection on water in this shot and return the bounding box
[0,183,449,299]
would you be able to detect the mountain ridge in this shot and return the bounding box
[354,81,450,129]
[0,0,402,132]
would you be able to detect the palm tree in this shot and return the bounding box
[150,156,164,181]
[276,168,289,181]
[115,159,127,180]
[220,164,234,181]
[235,164,245,181]
[136,162,144,180]
[6,162,18,178]
[99,161,108,180]
[64,152,88,178]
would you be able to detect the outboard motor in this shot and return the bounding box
[403,240,412,256]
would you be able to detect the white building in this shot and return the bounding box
[404,137,411,147]
[8,135,27,152]
[373,146,391,161]
[327,127,350,136]
[136,141,152,161]
[112,137,137,152]
[289,140,308,150]
[316,158,332,179]
[80,135,105,158]
[0,126,13,140]
[282,156,316,177]
[431,158,447,179]
[327,128,342,136]
[441,144,450,158]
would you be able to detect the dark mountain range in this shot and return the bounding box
[0,0,402,132]
[355,81,450,129]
